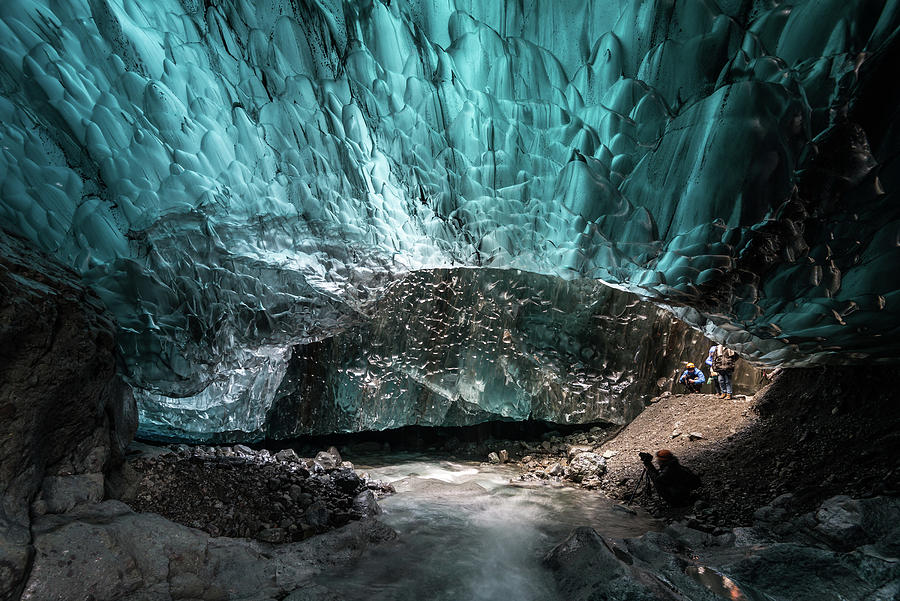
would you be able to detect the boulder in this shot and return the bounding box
[813,495,900,552]
[543,527,682,601]
[275,448,301,463]
[546,463,565,477]
[352,490,382,517]
[315,451,339,470]
[487,452,501,464]
[567,452,607,483]
[331,468,363,494]
[326,446,343,464]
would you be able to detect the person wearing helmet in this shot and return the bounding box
[677,362,706,393]
[638,449,701,506]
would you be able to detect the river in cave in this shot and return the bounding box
[312,453,659,600]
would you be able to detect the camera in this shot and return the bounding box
[639,452,653,463]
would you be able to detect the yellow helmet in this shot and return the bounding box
[686,362,695,368]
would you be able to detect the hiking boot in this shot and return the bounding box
[726,393,733,400]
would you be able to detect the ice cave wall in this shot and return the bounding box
[0,0,898,438]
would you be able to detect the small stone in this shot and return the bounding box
[327,446,343,464]
[314,451,338,469]
[566,445,593,459]
[487,452,501,464]
[275,448,301,463]
[498,449,509,463]
[546,462,564,477]
[304,501,331,529]
[688,432,704,441]
[233,444,253,455]
[255,527,287,544]
[602,450,618,459]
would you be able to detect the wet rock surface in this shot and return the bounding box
[115,444,395,543]
[544,495,900,601]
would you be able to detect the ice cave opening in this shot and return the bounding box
[1,1,899,600]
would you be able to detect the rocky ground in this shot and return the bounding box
[110,443,395,544]
[543,494,900,601]
[480,366,900,530]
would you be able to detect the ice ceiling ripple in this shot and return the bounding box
[0,0,898,438]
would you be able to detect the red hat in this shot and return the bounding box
[656,449,674,460]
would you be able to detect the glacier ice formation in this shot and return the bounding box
[0,1,898,438]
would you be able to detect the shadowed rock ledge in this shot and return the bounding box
[0,231,137,601]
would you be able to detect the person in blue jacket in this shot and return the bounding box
[678,363,706,393]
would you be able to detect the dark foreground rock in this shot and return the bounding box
[545,495,900,601]
[20,500,397,601]
[113,443,394,543]
[0,232,136,600]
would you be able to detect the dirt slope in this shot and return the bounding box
[595,367,900,527]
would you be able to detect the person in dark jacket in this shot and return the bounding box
[712,345,738,399]
[678,363,706,393]
[638,449,701,506]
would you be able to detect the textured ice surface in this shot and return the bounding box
[259,268,755,439]
[142,267,745,439]
[0,1,898,438]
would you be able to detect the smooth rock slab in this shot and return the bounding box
[21,501,397,601]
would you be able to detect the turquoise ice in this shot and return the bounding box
[0,1,897,438]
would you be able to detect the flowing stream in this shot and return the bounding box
[313,452,660,600]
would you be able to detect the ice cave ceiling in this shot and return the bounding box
[1,0,899,439]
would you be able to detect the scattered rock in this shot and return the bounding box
[546,463,565,477]
[498,449,509,463]
[567,453,607,483]
[688,432,704,441]
[276,448,301,463]
[487,452,501,464]
[256,527,288,544]
[315,450,339,469]
[567,445,594,459]
[122,443,393,543]
[352,490,383,517]
[233,444,254,455]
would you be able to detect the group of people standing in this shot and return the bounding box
[677,344,738,399]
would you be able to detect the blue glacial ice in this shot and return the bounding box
[0,1,898,438]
